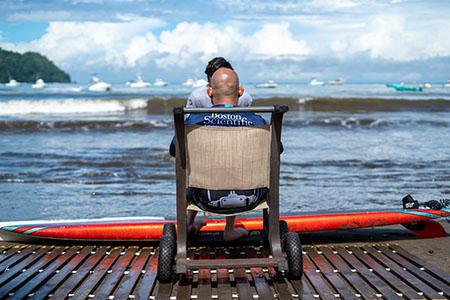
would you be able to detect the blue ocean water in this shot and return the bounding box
[1,82,449,221]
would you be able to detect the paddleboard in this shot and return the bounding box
[1,209,448,243]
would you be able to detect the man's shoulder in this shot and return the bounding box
[188,86,211,108]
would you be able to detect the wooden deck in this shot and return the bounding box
[0,242,449,300]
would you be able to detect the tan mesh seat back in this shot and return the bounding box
[186,125,271,190]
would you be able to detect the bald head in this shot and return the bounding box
[208,67,241,105]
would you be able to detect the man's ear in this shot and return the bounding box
[239,85,244,97]
[207,86,213,98]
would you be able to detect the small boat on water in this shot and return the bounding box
[5,79,20,87]
[88,75,111,92]
[153,78,168,87]
[328,78,345,85]
[423,83,432,89]
[32,78,46,89]
[387,83,423,92]
[444,80,450,88]
[308,78,325,86]
[255,80,278,88]
[126,75,151,88]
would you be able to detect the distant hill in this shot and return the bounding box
[0,48,71,83]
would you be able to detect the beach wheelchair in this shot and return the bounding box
[157,105,303,282]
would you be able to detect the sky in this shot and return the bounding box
[0,0,449,83]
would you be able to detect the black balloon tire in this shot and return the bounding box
[283,232,303,279]
[279,220,288,241]
[157,236,176,282]
[162,222,176,240]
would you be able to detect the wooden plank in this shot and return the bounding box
[390,244,450,283]
[290,277,316,300]
[336,246,402,300]
[133,249,158,300]
[0,245,40,273]
[234,267,253,300]
[175,272,193,300]
[269,270,294,300]
[0,246,26,265]
[93,247,136,299]
[260,247,294,300]
[0,242,446,300]
[215,248,232,300]
[377,245,450,297]
[10,246,80,300]
[364,245,445,299]
[31,246,95,300]
[113,247,152,299]
[155,282,173,300]
[197,249,213,299]
[71,247,122,300]
[349,246,424,299]
[306,247,359,300]
[0,246,65,299]
[51,246,107,299]
[247,247,274,300]
[302,252,337,300]
[320,247,379,300]
[0,246,51,289]
[230,247,254,300]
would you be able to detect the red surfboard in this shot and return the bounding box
[1,209,448,242]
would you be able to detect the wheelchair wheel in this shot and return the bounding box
[279,220,288,241]
[283,232,303,279]
[157,235,176,282]
[162,222,176,240]
[263,219,289,247]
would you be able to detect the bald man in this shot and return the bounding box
[186,57,253,108]
[170,68,268,241]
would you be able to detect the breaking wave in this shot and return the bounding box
[0,98,148,115]
[1,96,450,116]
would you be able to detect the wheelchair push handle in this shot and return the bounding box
[174,105,289,115]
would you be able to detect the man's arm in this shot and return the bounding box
[186,92,196,108]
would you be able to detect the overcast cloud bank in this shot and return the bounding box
[1,0,449,83]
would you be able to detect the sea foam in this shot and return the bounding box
[0,98,148,115]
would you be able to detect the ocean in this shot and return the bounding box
[1,83,449,221]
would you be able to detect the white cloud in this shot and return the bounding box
[311,0,360,9]
[2,9,450,82]
[247,23,310,58]
[1,19,310,71]
[352,15,450,61]
[1,17,164,69]
[155,22,244,68]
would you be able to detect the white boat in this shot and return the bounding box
[126,75,151,88]
[5,79,20,87]
[255,80,278,88]
[309,79,325,86]
[328,78,345,86]
[32,78,46,89]
[153,78,168,87]
[444,80,450,88]
[88,75,111,92]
